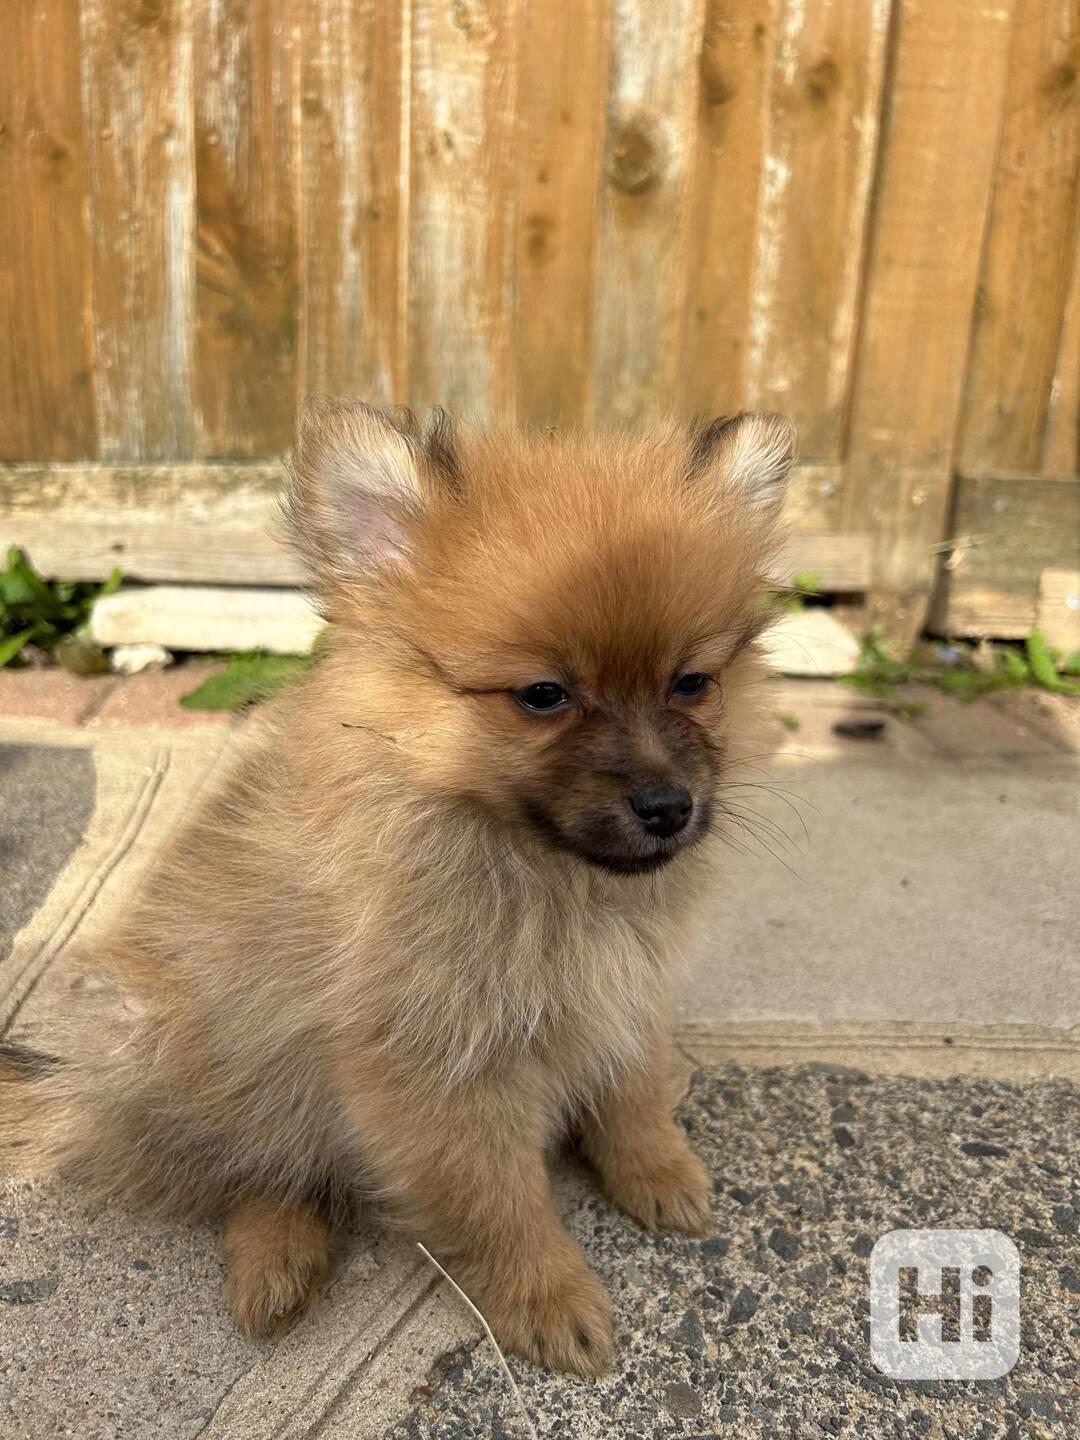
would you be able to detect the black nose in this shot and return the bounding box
[628,782,693,838]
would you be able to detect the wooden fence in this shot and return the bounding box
[1,0,1078,641]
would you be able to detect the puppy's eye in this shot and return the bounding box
[672,671,709,698]
[515,682,571,714]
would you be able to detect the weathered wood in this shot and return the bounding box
[1044,237,1080,476]
[933,474,1080,638]
[0,0,96,460]
[782,463,846,533]
[774,533,872,591]
[513,0,611,426]
[0,463,869,592]
[682,0,774,422]
[408,0,519,415]
[744,0,891,461]
[844,0,1016,641]
[79,0,197,461]
[194,0,297,456]
[958,0,1080,475]
[0,463,301,585]
[300,0,407,404]
[591,0,706,424]
[1037,568,1080,652]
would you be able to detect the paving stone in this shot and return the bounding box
[0,670,115,727]
[91,584,322,655]
[906,690,1063,757]
[85,664,234,728]
[762,610,861,677]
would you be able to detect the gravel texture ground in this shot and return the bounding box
[387,1064,1079,1439]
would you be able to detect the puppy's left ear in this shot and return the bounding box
[689,412,797,522]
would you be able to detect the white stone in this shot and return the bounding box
[762,608,861,677]
[91,586,322,656]
[110,643,173,675]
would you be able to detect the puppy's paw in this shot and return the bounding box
[603,1134,712,1235]
[224,1201,332,1339]
[484,1252,614,1376]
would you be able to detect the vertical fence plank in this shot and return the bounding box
[958,0,1080,475]
[194,0,297,457]
[408,0,519,417]
[682,0,774,422]
[0,0,96,460]
[744,0,891,461]
[513,0,611,427]
[300,0,407,404]
[843,0,1016,639]
[590,0,706,425]
[80,0,196,461]
[1044,239,1080,476]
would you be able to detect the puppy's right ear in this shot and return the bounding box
[285,397,427,587]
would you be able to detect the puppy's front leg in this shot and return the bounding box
[354,1074,613,1375]
[580,1026,712,1235]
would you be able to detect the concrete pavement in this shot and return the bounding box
[1,670,1077,1437]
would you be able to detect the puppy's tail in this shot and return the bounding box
[0,1040,66,1175]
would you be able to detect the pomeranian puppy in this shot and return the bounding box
[1,400,794,1374]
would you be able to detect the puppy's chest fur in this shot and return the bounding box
[337,826,708,1100]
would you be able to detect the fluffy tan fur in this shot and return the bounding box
[0,404,795,1374]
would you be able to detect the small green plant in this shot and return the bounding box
[841,626,1080,704]
[893,700,928,723]
[0,546,121,671]
[179,651,314,711]
[778,571,822,613]
[776,711,801,731]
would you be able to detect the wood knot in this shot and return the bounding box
[1043,59,1077,97]
[606,120,662,196]
[132,0,166,27]
[700,58,737,107]
[525,213,554,262]
[31,131,73,182]
[806,57,840,106]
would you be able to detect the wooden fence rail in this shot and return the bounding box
[1,0,1077,639]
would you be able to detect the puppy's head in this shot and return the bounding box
[287,400,795,875]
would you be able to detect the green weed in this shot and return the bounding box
[0,547,120,672]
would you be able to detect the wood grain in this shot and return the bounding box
[0,462,299,584]
[0,0,96,460]
[1043,235,1080,476]
[194,0,297,456]
[0,460,867,591]
[513,0,611,426]
[300,0,408,404]
[933,474,1080,637]
[682,0,775,422]
[744,0,891,460]
[408,0,519,416]
[590,0,706,424]
[80,0,197,462]
[843,0,1017,639]
[958,0,1080,475]
[1037,567,1080,651]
